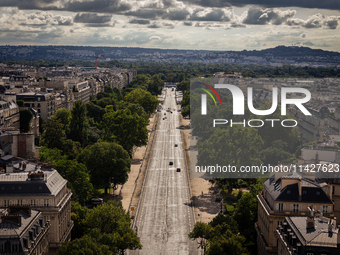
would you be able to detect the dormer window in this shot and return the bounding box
[287,190,291,194]
[316,192,320,196]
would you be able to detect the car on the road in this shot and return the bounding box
[176,168,181,172]
[163,118,165,120]
[174,144,178,147]
[164,113,166,115]
[169,161,173,165]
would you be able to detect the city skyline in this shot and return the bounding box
[0,1,340,52]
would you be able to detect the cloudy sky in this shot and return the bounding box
[1,0,340,52]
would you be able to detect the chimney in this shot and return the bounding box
[329,219,333,232]
[298,178,302,199]
[6,164,13,173]
[306,206,315,229]
[315,152,319,164]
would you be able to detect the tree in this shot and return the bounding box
[101,109,148,155]
[39,147,67,163]
[58,234,113,255]
[234,193,258,242]
[177,80,189,92]
[40,117,66,150]
[53,108,71,127]
[119,102,149,122]
[19,109,33,133]
[69,100,89,147]
[181,90,190,118]
[189,216,248,255]
[77,142,131,193]
[124,88,159,115]
[84,201,142,254]
[97,97,116,110]
[86,102,107,123]
[54,160,93,205]
[70,201,89,239]
[16,100,24,107]
[147,74,164,95]
[196,126,264,179]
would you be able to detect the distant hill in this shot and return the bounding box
[0,45,339,62]
[238,45,340,57]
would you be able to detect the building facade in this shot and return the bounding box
[256,173,334,255]
[0,160,73,254]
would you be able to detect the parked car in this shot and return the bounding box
[174,144,178,147]
[169,161,173,165]
[176,168,181,172]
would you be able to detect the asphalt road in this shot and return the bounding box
[128,88,198,255]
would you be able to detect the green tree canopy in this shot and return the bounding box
[54,108,71,127]
[58,234,113,255]
[77,142,131,192]
[40,117,66,150]
[124,88,159,115]
[84,201,142,254]
[19,109,33,133]
[101,109,148,155]
[54,160,93,205]
[86,102,107,123]
[69,100,89,147]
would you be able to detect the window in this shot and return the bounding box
[30,199,36,207]
[292,204,299,212]
[287,190,291,194]
[12,244,19,252]
[306,253,314,255]
[316,191,320,195]
[37,103,40,107]
[277,221,283,229]
[32,103,35,107]
[4,200,9,207]
[303,191,307,195]
[44,199,49,207]
[278,203,284,211]
[322,206,330,214]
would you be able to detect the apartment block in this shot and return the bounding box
[0,160,73,254]
[256,173,334,255]
[16,92,56,121]
[0,206,50,255]
[277,209,339,255]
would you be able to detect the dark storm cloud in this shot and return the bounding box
[189,8,231,21]
[129,19,151,24]
[0,0,132,13]
[179,0,340,11]
[74,13,112,23]
[243,7,295,25]
[65,0,131,13]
